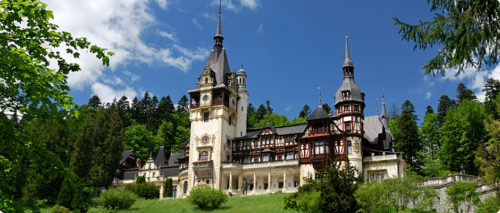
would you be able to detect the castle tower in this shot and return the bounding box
[186,5,247,193]
[333,35,365,174]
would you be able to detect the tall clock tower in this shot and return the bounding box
[186,7,248,193]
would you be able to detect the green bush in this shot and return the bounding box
[164,178,173,197]
[188,185,228,210]
[282,193,298,209]
[136,176,146,184]
[124,182,159,199]
[477,196,500,213]
[49,205,71,213]
[97,188,137,210]
[295,190,322,213]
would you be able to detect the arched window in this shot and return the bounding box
[199,151,208,161]
[183,181,188,194]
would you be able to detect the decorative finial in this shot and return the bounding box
[318,86,322,105]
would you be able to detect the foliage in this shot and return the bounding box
[188,185,228,210]
[291,116,307,125]
[477,195,500,213]
[164,178,173,198]
[56,174,91,212]
[123,124,157,161]
[394,100,423,174]
[437,94,456,124]
[355,176,437,212]
[439,100,486,174]
[136,176,145,184]
[456,83,476,103]
[285,158,361,213]
[483,78,500,118]
[255,113,290,129]
[299,105,311,118]
[125,183,159,199]
[393,0,500,75]
[0,0,112,211]
[476,96,500,196]
[446,181,480,213]
[282,193,298,210]
[49,205,71,213]
[419,112,441,161]
[97,188,137,210]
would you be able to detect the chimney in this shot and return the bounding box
[136,158,141,168]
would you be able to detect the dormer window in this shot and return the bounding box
[342,91,350,100]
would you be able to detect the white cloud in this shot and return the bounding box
[192,18,203,29]
[425,91,432,99]
[201,12,217,21]
[45,0,209,99]
[240,0,260,10]
[155,0,168,9]
[211,0,260,13]
[256,24,263,33]
[159,31,177,42]
[91,82,137,104]
[437,63,500,101]
[285,105,292,112]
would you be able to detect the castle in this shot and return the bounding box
[113,8,406,199]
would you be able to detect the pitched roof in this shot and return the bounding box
[334,77,363,105]
[234,124,307,140]
[120,150,134,165]
[363,115,393,150]
[168,150,185,166]
[307,106,330,121]
[154,146,167,167]
[343,35,354,68]
[204,48,230,86]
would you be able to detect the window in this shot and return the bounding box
[354,105,360,112]
[314,123,324,133]
[381,174,385,182]
[204,112,209,122]
[228,116,232,125]
[202,136,209,144]
[199,151,208,160]
[243,156,250,163]
[206,180,210,184]
[286,152,294,160]
[315,141,324,155]
[347,141,352,154]
[345,121,351,132]
[344,104,350,112]
[262,155,269,162]
[183,181,188,194]
[325,143,329,154]
[369,171,386,183]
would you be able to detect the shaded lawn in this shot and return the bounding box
[35,193,298,213]
[118,194,298,213]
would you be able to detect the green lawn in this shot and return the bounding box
[37,194,299,213]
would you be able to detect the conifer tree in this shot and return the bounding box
[394,100,423,173]
[456,83,476,103]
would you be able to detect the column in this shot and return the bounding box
[253,173,256,194]
[229,172,232,191]
[283,169,287,192]
[160,184,164,199]
[238,175,243,195]
[267,171,271,193]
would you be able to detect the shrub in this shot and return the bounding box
[188,185,228,210]
[164,178,173,197]
[282,193,298,209]
[446,181,480,213]
[477,196,500,213]
[136,175,146,184]
[124,182,159,199]
[295,190,322,213]
[49,205,71,213]
[97,188,137,210]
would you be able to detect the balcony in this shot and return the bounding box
[193,160,213,178]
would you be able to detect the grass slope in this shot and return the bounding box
[118,194,298,213]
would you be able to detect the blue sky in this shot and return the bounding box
[45,0,500,122]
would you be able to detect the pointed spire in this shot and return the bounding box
[381,92,388,118]
[343,35,354,68]
[213,0,224,48]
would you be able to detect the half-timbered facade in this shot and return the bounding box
[114,7,406,198]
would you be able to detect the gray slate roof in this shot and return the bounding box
[363,115,393,150]
[203,48,230,86]
[307,106,330,121]
[168,150,185,166]
[154,146,167,167]
[334,77,363,105]
[120,150,133,165]
[234,124,307,140]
